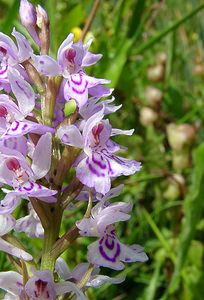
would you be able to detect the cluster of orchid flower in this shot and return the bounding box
[0,0,148,299]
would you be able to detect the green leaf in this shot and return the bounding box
[103,38,132,87]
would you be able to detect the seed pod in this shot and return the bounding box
[144,86,163,109]
[147,64,164,82]
[139,107,158,127]
[172,150,190,172]
[167,123,196,151]
[156,52,167,65]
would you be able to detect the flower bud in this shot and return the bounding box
[167,123,196,151]
[19,0,40,45]
[144,86,163,108]
[64,99,77,116]
[36,5,49,28]
[36,4,50,54]
[139,107,158,127]
[147,64,164,82]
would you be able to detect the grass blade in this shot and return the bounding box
[169,143,204,293]
[133,3,204,55]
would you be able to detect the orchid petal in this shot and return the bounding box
[12,28,33,62]
[55,281,86,299]
[25,270,56,299]
[7,68,35,116]
[31,54,60,76]
[82,52,102,67]
[88,226,148,270]
[57,33,74,68]
[0,192,22,214]
[2,136,28,156]
[1,120,54,139]
[64,73,89,108]
[15,206,44,238]
[0,237,32,260]
[0,64,9,83]
[76,154,111,195]
[0,214,16,235]
[57,125,83,148]
[89,85,113,98]
[0,271,23,296]
[16,181,57,198]
[111,128,134,136]
[0,33,18,64]
[32,133,52,179]
[86,274,126,288]
[55,257,73,280]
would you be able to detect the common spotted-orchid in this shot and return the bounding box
[0,0,148,299]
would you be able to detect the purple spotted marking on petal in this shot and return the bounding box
[110,229,115,235]
[71,74,83,85]
[0,65,8,75]
[92,153,106,169]
[99,237,104,245]
[124,257,131,262]
[4,138,17,150]
[11,121,20,131]
[22,124,28,131]
[86,157,105,177]
[105,236,115,250]
[99,241,121,263]
[23,181,34,191]
[72,80,88,95]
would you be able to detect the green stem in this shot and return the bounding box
[142,208,176,263]
[41,228,58,271]
[40,204,63,271]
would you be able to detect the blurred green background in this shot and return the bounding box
[0,0,204,299]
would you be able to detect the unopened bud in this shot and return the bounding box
[147,64,164,82]
[140,107,158,127]
[36,5,49,28]
[144,86,163,108]
[36,4,50,54]
[64,100,77,117]
[19,0,40,45]
[167,123,196,151]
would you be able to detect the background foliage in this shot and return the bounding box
[0,0,204,299]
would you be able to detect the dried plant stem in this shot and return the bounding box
[81,0,100,41]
